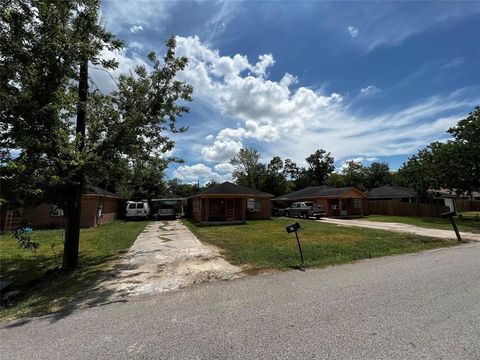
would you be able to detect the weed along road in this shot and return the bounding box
[2,243,480,359]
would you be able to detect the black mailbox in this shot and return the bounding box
[286,222,301,234]
[441,211,457,218]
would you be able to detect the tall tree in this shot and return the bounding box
[262,156,289,196]
[167,179,199,198]
[397,106,480,195]
[1,1,193,270]
[341,160,366,190]
[305,149,335,186]
[363,162,392,190]
[443,106,480,194]
[396,145,440,195]
[230,147,264,189]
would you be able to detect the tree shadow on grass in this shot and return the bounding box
[1,252,149,327]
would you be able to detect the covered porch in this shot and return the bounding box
[192,197,247,225]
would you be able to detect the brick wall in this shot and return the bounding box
[21,195,120,229]
[246,198,271,220]
[22,203,65,228]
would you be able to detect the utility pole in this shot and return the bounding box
[63,58,88,270]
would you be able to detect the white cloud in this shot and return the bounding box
[200,139,243,162]
[347,26,358,38]
[174,163,232,184]
[214,163,234,173]
[338,157,379,172]
[253,54,275,77]
[443,57,465,69]
[172,35,479,168]
[129,41,144,51]
[129,25,144,33]
[360,85,380,96]
[102,1,173,33]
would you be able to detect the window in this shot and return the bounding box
[128,203,136,209]
[332,204,340,210]
[304,202,314,207]
[51,205,64,217]
[136,203,144,209]
[353,199,362,209]
[247,198,261,212]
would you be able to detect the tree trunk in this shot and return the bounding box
[62,59,88,271]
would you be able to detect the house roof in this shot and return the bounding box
[85,186,121,198]
[151,193,184,201]
[427,188,480,198]
[366,186,418,199]
[273,186,364,201]
[192,182,273,197]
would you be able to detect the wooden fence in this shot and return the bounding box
[456,200,480,212]
[368,200,449,217]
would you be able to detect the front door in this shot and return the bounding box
[226,199,234,221]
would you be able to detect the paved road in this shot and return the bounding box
[2,243,480,359]
[319,217,480,242]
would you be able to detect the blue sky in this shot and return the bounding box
[96,1,480,184]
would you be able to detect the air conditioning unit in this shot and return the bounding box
[51,206,64,217]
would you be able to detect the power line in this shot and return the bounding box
[170,162,196,184]
[89,66,120,88]
[88,75,99,92]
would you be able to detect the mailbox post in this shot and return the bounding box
[442,211,463,243]
[286,222,304,267]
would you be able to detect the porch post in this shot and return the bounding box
[241,198,246,221]
[340,198,343,217]
[205,199,209,222]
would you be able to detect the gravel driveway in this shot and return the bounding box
[318,217,480,241]
[83,220,241,302]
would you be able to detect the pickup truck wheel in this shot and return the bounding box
[302,212,308,219]
[285,211,290,217]
[315,216,321,220]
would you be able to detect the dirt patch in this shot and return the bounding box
[82,220,242,304]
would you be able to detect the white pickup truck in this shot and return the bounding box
[285,202,326,219]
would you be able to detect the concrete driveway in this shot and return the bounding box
[83,220,241,302]
[318,217,480,242]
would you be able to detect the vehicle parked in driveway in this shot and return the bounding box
[157,204,176,220]
[272,207,285,217]
[125,201,150,220]
[285,202,326,219]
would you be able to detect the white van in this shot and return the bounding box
[125,201,150,220]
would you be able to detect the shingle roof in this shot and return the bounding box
[85,186,121,198]
[273,186,361,201]
[151,193,184,200]
[194,182,273,197]
[366,186,418,199]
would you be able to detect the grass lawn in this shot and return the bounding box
[0,221,147,321]
[184,218,456,271]
[360,215,480,233]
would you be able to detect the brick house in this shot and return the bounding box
[188,182,273,225]
[2,186,122,231]
[273,186,368,217]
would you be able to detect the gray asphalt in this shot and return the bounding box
[2,243,480,359]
